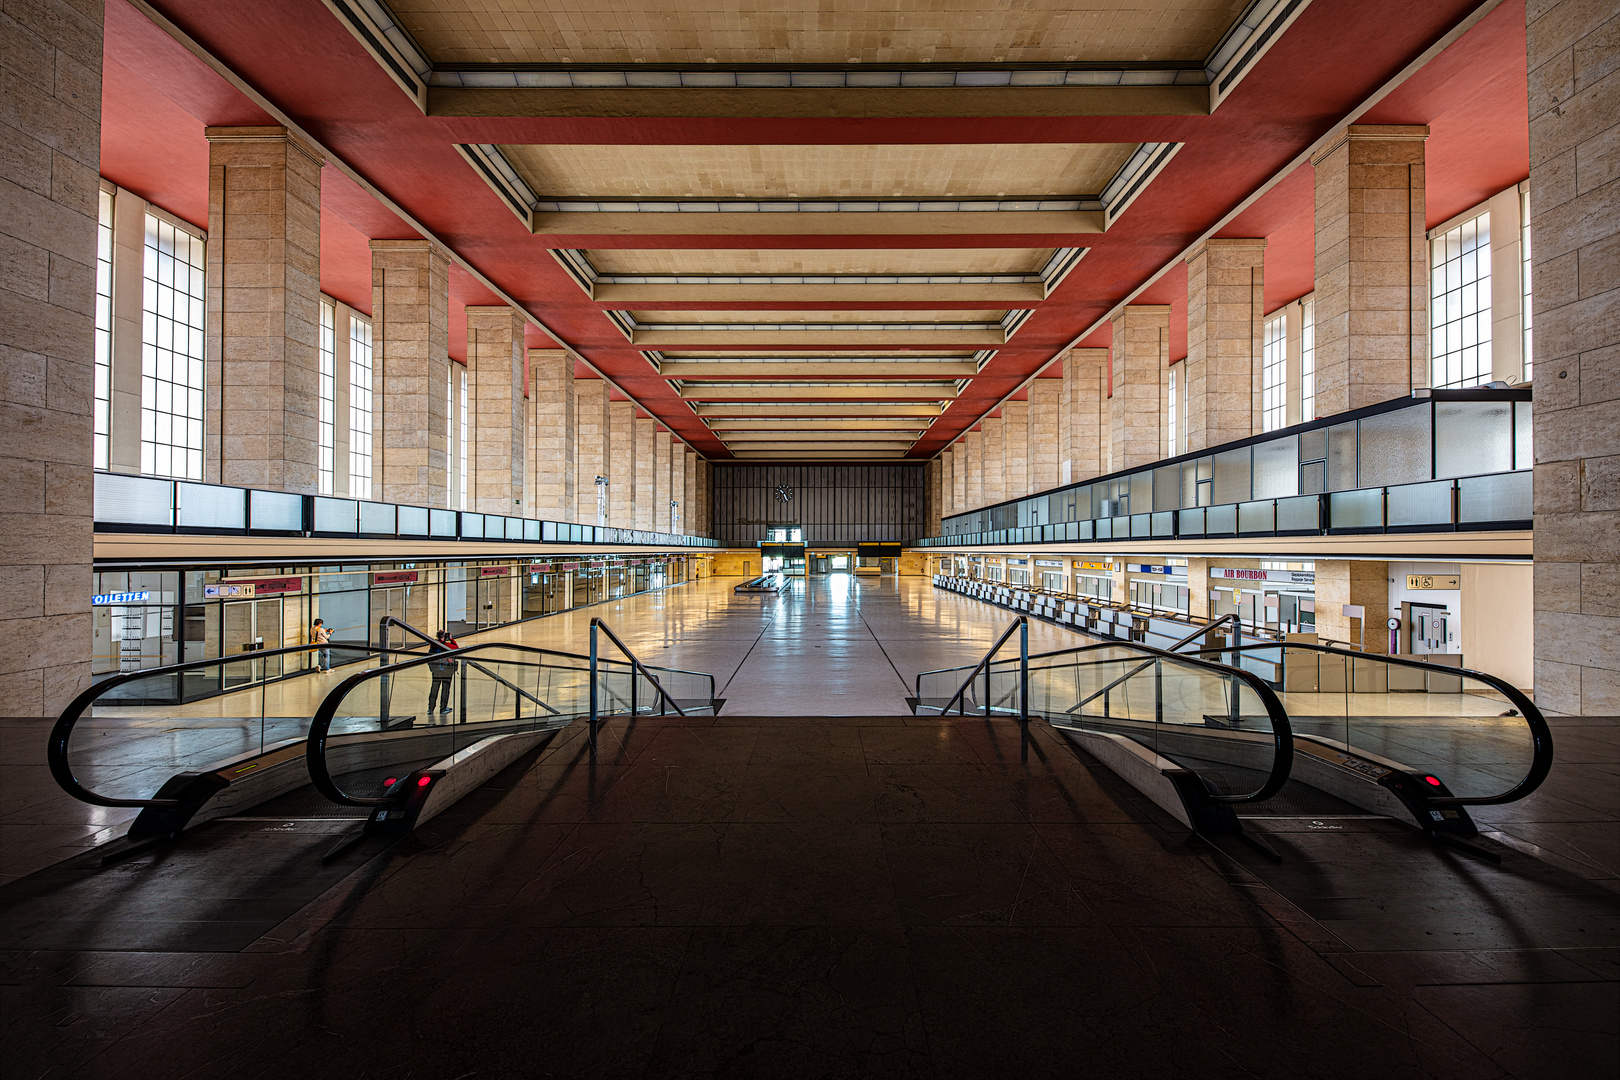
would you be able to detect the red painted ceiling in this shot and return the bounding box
[102,0,1530,456]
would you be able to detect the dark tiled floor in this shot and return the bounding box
[2,714,1616,1079]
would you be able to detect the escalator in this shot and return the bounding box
[912,618,1553,857]
[45,617,720,855]
[302,622,719,841]
[48,638,411,850]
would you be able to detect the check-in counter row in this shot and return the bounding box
[931,575,1274,649]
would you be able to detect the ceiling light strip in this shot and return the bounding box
[429,67,1206,90]
[1207,0,1314,110]
[1039,248,1088,296]
[533,198,1096,214]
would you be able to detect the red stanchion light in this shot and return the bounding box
[417,776,432,787]
[1424,775,1441,787]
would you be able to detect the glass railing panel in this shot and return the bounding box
[1386,479,1454,527]
[249,488,302,531]
[1031,648,1283,801]
[314,496,358,533]
[94,472,174,527]
[57,644,395,805]
[1223,644,1542,804]
[359,500,396,534]
[1458,471,1532,523]
[176,481,245,530]
[1276,494,1320,531]
[1238,500,1274,533]
[1329,488,1383,529]
[316,647,596,802]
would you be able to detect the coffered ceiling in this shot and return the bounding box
[385,0,1249,66]
[103,0,1523,463]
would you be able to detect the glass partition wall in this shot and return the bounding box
[90,555,698,683]
[926,390,1530,546]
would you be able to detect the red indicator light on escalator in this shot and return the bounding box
[384,778,397,787]
[418,776,432,787]
[1424,775,1441,787]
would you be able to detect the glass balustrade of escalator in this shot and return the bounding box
[48,641,407,818]
[305,643,718,805]
[916,640,1292,803]
[1186,642,1552,811]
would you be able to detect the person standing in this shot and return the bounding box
[312,618,333,672]
[426,630,458,719]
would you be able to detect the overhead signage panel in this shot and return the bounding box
[92,591,150,605]
[1210,568,1316,584]
[1405,574,1460,590]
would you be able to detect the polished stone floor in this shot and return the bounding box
[2,574,1616,1079]
[3,710,1616,1080]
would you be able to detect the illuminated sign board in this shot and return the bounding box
[91,591,150,605]
[1210,568,1315,584]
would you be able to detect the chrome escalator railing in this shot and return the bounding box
[47,640,405,841]
[1186,642,1552,841]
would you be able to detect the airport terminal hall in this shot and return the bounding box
[4,0,1620,1076]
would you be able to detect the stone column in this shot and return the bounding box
[697,459,712,536]
[1061,348,1109,482]
[655,428,673,533]
[464,305,526,515]
[608,400,634,527]
[204,126,323,492]
[964,429,984,509]
[106,186,145,475]
[527,349,574,521]
[1315,560,1390,655]
[1186,558,1211,620]
[1529,3,1619,714]
[1002,400,1029,500]
[951,443,966,510]
[329,300,353,496]
[1184,240,1264,451]
[370,239,450,506]
[575,378,607,524]
[941,448,956,518]
[683,447,698,535]
[1310,125,1429,416]
[1028,378,1060,492]
[0,0,101,716]
[1487,184,1527,383]
[981,415,1005,506]
[1109,306,1169,471]
[633,416,655,530]
[925,457,942,536]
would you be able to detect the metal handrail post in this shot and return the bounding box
[1019,617,1029,726]
[588,622,600,753]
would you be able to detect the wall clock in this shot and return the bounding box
[774,485,794,503]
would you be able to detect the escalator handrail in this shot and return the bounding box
[1060,615,1243,715]
[301,640,650,806]
[381,616,715,683]
[1041,640,1295,804]
[48,640,404,809]
[1187,640,1553,806]
[589,618,695,722]
[922,616,1028,719]
[918,633,1296,804]
[916,636,1207,686]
